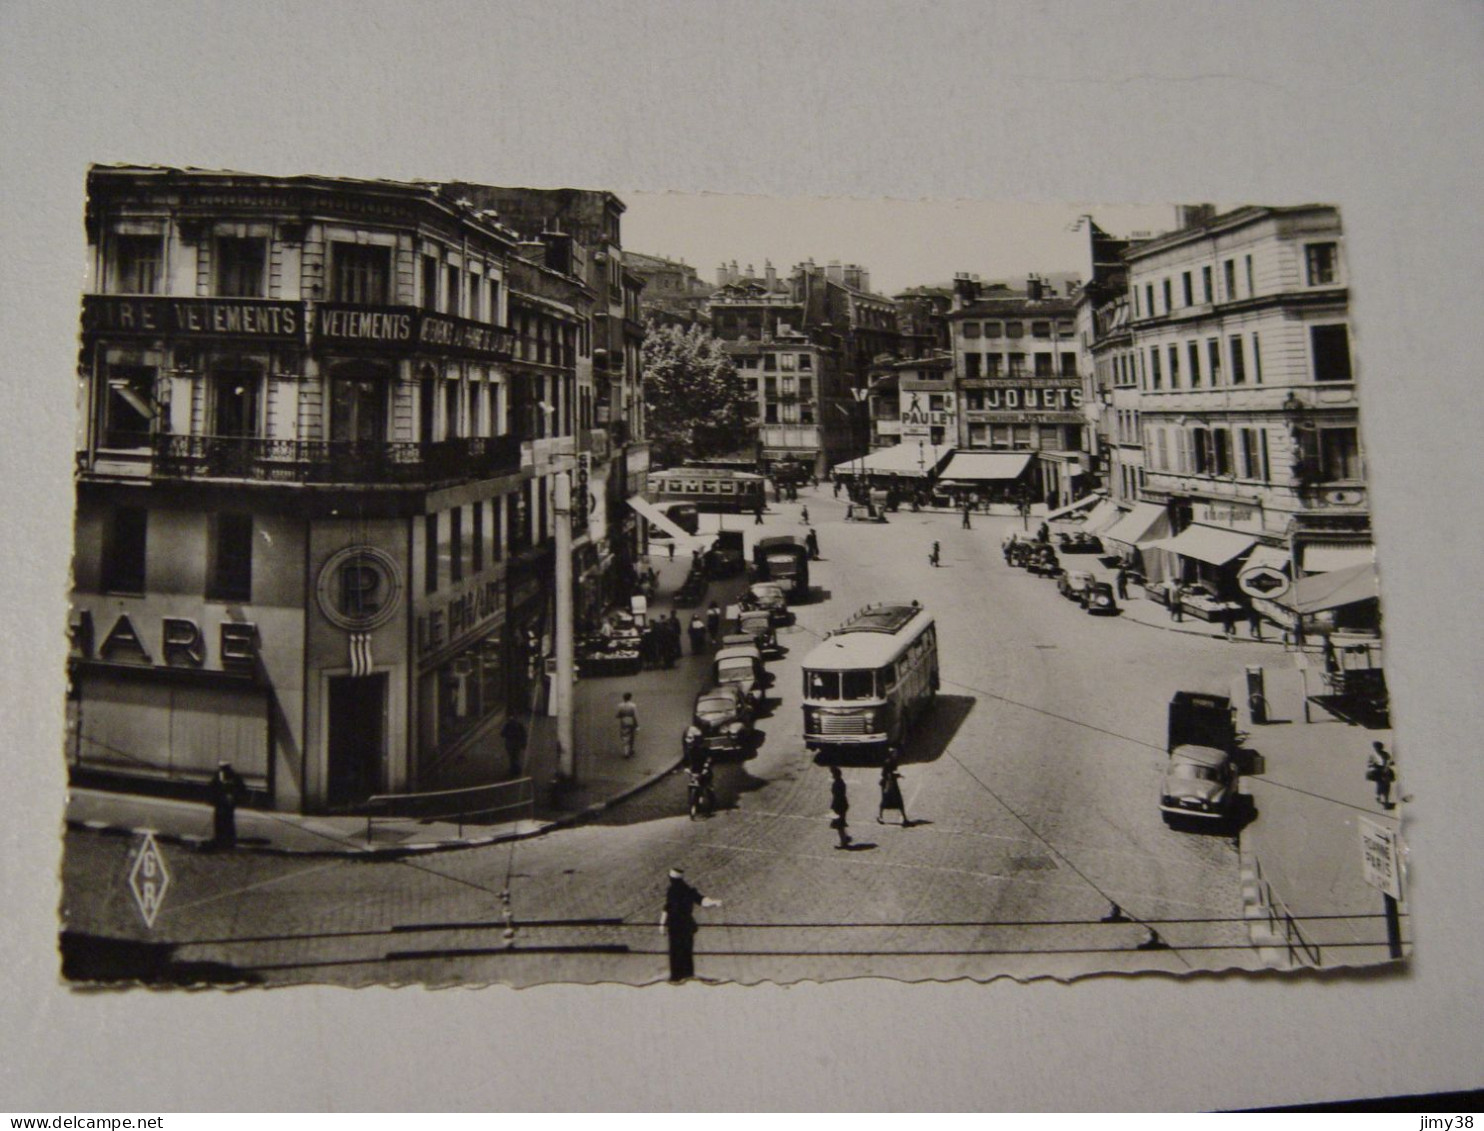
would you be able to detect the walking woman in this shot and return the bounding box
[878,750,909,826]
[829,766,852,849]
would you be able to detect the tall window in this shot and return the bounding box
[446,265,462,316]
[1034,353,1053,377]
[985,353,1002,378]
[1207,338,1222,385]
[1229,335,1247,384]
[207,514,253,602]
[1188,341,1202,388]
[1251,333,1263,383]
[422,255,439,310]
[1007,353,1026,378]
[1212,429,1232,476]
[1161,279,1172,313]
[328,362,389,443]
[1144,285,1155,317]
[102,506,147,594]
[449,506,463,584]
[213,366,262,436]
[1149,347,1162,390]
[1311,324,1353,382]
[1201,265,1213,303]
[1318,428,1363,481]
[102,365,156,449]
[1223,260,1237,301]
[112,235,163,294]
[964,353,981,379]
[468,274,482,323]
[1167,344,1180,388]
[1182,272,1193,306]
[425,513,440,594]
[1060,352,1077,377]
[215,238,266,297]
[331,243,391,304]
[1306,242,1338,285]
[1244,255,1255,297]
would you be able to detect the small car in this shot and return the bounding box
[1058,569,1096,602]
[1027,546,1062,577]
[734,608,780,656]
[1082,581,1120,615]
[1056,530,1103,554]
[713,642,767,708]
[745,582,791,626]
[1160,745,1237,825]
[691,684,754,755]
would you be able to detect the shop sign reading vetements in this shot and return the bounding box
[83,295,304,341]
[315,304,513,360]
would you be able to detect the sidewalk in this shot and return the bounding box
[1226,658,1405,968]
[66,547,734,857]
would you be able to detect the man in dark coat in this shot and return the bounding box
[705,602,722,643]
[209,761,246,850]
[806,528,820,561]
[688,614,707,655]
[829,765,852,849]
[1247,606,1263,640]
[878,749,909,826]
[659,867,721,982]
[1170,582,1184,622]
[1115,567,1130,601]
[500,715,528,777]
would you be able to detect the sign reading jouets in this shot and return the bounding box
[971,386,1083,410]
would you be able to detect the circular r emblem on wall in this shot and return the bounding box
[316,545,403,631]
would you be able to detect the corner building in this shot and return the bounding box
[68,166,588,813]
[1125,205,1368,597]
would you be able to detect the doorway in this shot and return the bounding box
[326,673,387,807]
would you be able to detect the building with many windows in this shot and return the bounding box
[947,275,1087,506]
[1124,204,1367,599]
[68,165,592,813]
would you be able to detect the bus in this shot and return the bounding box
[800,601,939,754]
[646,467,766,514]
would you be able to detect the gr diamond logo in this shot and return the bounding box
[1238,565,1289,599]
[128,831,170,929]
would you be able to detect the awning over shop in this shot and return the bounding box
[1045,494,1102,522]
[1101,502,1169,547]
[626,495,713,548]
[832,443,954,479]
[1148,523,1257,567]
[1084,499,1128,535]
[1281,561,1380,615]
[1243,544,1292,574]
[936,451,1032,483]
[1300,543,1375,573]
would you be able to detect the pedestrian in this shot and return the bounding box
[829,765,852,849]
[1169,582,1184,623]
[929,540,941,568]
[806,528,820,561]
[1323,635,1339,675]
[667,540,675,561]
[659,866,722,982]
[833,480,841,498]
[667,612,683,667]
[961,506,972,530]
[754,504,764,525]
[846,503,854,521]
[640,626,657,669]
[209,760,245,850]
[1115,567,1129,601]
[801,505,809,525]
[1037,521,1050,543]
[500,715,528,777]
[688,613,707,654]
[705,601,721,643]
[1247,605,1263,641]
[1367,741,1396,809]
[1222,604,1238,640]
[682,723,705,770]
[878,750,909,826]
[616,692,639,758]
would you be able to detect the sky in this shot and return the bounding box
[622,193,1183,296]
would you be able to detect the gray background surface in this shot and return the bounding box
[2,0,1480,1111]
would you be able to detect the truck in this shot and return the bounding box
[751,535,811,603]
[1159,691,1240,826]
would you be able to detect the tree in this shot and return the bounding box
[641,322,756,467]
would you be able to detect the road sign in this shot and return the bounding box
[128,831,171,928]
[1358,817,1402,900]
[1238,565,1289,599]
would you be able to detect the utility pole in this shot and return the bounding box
[553,471,576,783]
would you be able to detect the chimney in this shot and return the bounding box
[826,260,845,284]
[1175,203,1217,230]
[746,263,755,279]
[952,272,980,309]
[718,262,730,287]
[764,259,777,289]
[859,268,871,294]
[1027,275,1044,301]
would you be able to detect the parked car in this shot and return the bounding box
[1082,581,1120,615]
[744,582,791,626]
[691,684,754,755]
[735,607,780,656]
[1160,691,1240,826]
[1056,530,1104,554]
[713,642,766,708]
[1027,545,1062,577]
[1058,569,1096,602]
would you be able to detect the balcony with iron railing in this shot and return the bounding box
[139,433,524,486]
